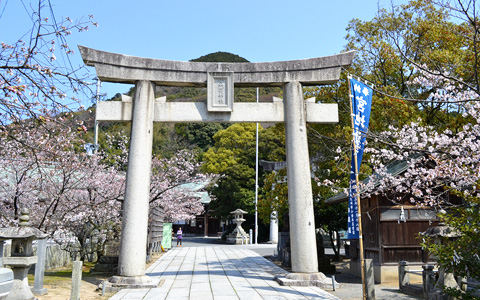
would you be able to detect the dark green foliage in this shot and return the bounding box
[259,124,286,162]
[152,123,192,158]
[314,185,348,260]
[190,51,249,63]
[175,123,229,154]
[203,123,286,220]
[162,87,207,102]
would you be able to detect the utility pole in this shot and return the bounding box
[94,78,101,147]
[255,87,259,244]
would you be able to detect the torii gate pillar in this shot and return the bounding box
[284,81,318,273]
[109,80,156,287]
[79,46,355,289]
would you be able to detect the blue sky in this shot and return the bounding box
[0,0,406,101]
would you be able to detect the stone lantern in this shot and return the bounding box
[227,209,250,244]
[0,210,47,300]
[422,209,461,295]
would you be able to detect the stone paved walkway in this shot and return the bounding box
[109,246,340,300]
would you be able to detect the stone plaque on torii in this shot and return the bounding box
[79,46,354,289]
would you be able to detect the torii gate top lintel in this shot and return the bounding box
[79,46,355,87]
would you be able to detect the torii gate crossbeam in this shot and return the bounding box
[79,46,354,290]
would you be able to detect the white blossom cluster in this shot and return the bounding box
[0,124,217,255]
[364,73,480,207]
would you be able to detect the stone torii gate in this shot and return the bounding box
[79,46,354,289]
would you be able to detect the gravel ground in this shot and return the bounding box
[321,260,423,300]
[323,271,423,300]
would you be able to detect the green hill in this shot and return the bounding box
[190,51,249,63]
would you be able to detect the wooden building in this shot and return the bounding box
[326,159,441,283]
[174,181,222,236]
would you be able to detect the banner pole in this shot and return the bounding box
[348,76,367,300]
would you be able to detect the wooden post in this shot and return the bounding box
[348,76,366,299]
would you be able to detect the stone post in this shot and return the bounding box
[269,211,278,244]
[458,276,467,292]
[364,258,375,300]
[0,240,3,267]
[33,238,47,295]
[435,267,459,292]
[112,80,156,287]
[204,213,209,238]
[277,232,290,261]
[398,261,409,290]
[283,81,318,274]
[70,261,83,300]
[422,264,435,299]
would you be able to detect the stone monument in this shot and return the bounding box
[259,160,288,244]
[32,238,47,295]
[91,241,120,274]
[79,46,354,288]
[0,210,47,300]
[226,209,249,244]
[422,209,461,295]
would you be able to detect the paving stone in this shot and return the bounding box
[235,289,264,300]
[108,246,346,300]
[143,290,168,300]
[121,288,151,299]
[190,282,211,291]
[108,289,130,300]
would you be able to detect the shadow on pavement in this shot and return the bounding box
[176,235,224,246]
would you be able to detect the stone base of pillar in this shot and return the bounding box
[226,233,250,245]
[32,287,47,296]
[275,272,339,289]
[103,275,159,293]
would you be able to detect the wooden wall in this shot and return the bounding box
[351,195,437,265]
[148,206,164,247]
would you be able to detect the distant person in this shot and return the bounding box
[176,227,183,247]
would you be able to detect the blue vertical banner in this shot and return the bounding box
[348,78,373,239]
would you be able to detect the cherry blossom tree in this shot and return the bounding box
[149,149,218,222]
[0,121,124,260]
[101,132,218,222]
[0,0,218,259]
[0,0,97,127]
[360,70,480,295]
[363,69,480,206]
[1,123,217,259]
